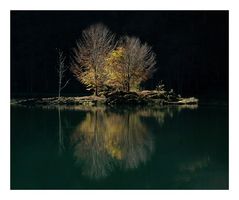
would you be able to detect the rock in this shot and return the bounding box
[106,91,146,105]
[139,90,168,100]
[164,97,198,105]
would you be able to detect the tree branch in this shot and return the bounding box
[60,79,70,91]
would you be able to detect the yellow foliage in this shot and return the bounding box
[104,47,128,90]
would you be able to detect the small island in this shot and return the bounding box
[11,89,198,107]
[11,23,198,107]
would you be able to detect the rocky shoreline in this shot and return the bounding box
[11,90,198,107]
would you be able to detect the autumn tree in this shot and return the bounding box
[104,47,126,91]
[71,23,115,96]
[105,36,156,92]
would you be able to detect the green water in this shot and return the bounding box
[11,105,228,189]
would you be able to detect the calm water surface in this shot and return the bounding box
[11,105,228,189]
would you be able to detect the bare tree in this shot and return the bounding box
[57,49,70,100]
[71,23,115,96]
[120,36,156,92]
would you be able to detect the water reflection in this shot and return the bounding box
[65,105,197,180]
[179,156,210,173]
[174,155,211,187]
[70,109,154,179]
[11,104,229,189]
[58,106,65,154]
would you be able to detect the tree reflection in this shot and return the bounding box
[58,106,65,155]
[65,105,197,180]
[136,105,198,125]
[70,108,154,180]
[71,110,114,179]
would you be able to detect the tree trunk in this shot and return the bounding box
[94,65,99,96]
[127,66,130,92]
[58,85,60,99]
[95,85,98,96]
[58,79,61,100]
[127,81,130,92]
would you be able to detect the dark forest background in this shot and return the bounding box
[11,11,228,102]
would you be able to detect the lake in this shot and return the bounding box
[11,104,228,189]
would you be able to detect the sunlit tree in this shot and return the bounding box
[71,23,115,96]
[104,47,126,91]
[105,36,156,92]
